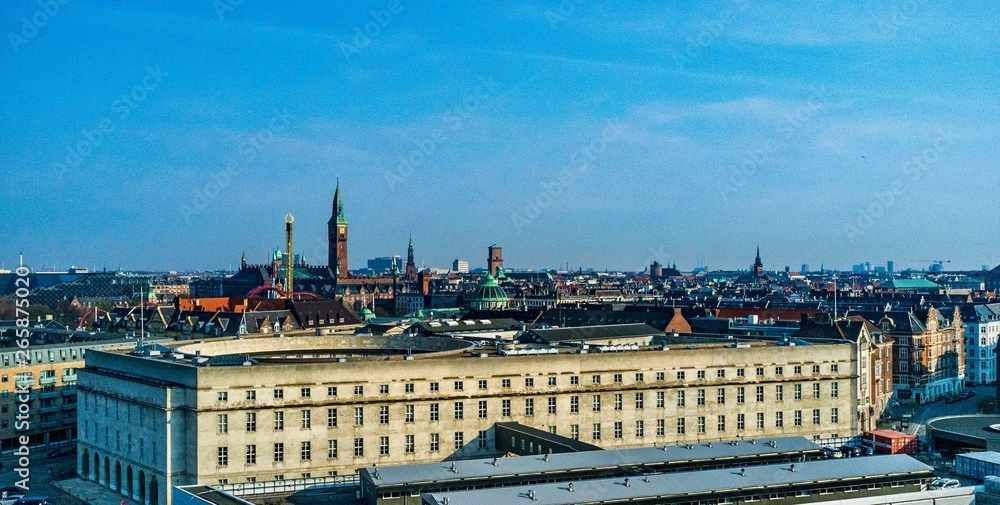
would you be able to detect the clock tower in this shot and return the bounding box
[328,180,348,279]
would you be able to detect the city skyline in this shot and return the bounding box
[2,1,998,271]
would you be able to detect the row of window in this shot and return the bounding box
[212,365,845,403]
[216,431,491,466]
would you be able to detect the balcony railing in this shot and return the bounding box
[61,388,77,396]
[39,405,59,414]
[15,378,35,387]
[39,390,59,399]
[39,376,58,385]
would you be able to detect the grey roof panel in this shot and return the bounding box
[422,455,933,505]
[365,436,820,487]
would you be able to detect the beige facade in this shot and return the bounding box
[77,336,860,505]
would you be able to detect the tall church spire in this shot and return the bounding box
[405,234,417,281]
[329,178,348,279]
[331,178,347,225]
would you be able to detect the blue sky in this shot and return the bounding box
[1,1,998,272]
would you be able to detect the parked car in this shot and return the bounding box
[839,445,861,457]
[46,445,76,458]
[821,446,843,458]
[13,497,48,505]
[929,478,961,490]
[961,390,976,399]
[944,394,960,404]
[858,445,874,456]
[0,490,25,505]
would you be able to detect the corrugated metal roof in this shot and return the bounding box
[365,436,820,487]
[422,455,933,505]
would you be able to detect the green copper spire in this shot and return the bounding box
[330,178,347,225]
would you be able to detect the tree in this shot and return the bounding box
[977,396,997,415]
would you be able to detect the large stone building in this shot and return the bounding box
[959,303,1000,386]
[78,333,861,505]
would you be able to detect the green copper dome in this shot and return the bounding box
[470,273,509,310]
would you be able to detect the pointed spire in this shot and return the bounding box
[330,177,347,225]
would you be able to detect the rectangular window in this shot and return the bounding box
[717,388,725,404]
[697,416,706,433]
[656,372,665,381]
[502,399,511,417]
[246,390,256,401]
[380,406,389,424]
[217,392,228,402]
[301,387,311,398]
[379,436,389,456]
[677,390,686,407]
[429,403,439,422]
[831,364,839,373]
[571,375,580,385]
[697,370,706,379]
[328,386,338,397]
[657,391,665,408]
[274,411,284,431]
[635,392,644,409]
[274,443,284,462]
[479,400,488,419]
[636,372,644,382]
[737,368,745,377]
[657,419,665,436]
[479,430,488,448]
[794,365,802,375]
[454,402,464,420]
[479,379,488,390]
[718,415,726,432]
[794,384,802,400]
[614,393,623,410]
[429,382,438,392]
[405,435,415,453]
[354,438,364,457]
[301,410,311,429]
[813,383,821,399]
[592,375,601,384]
[379,384,389,394]
[831,382,839,398]
[454,432,464,450]
[756,367,764,376]
[677,418,686,434]
[813,365,821,374]
[737,413,745,430]
[831,408,839,424]
[548,376,557,386]
[525,378,534,387]
[775,366,783,376]
[218,414,228,434]
[775,385,784,402]
[430,433,439,452]
[454,381,464,391]
[677,371,686,380]
[274,389,284,400]
[794,410,802,426]
[756,386,764,402]
[570,395,579,413]
[405,383,414,393]
[502,379,511,388]
[775,411,784,428]
[593,395,602,412]
[302,441,312,460]
[571,424,580,440]
[548,397,557,414]
[636,420,645,437]
[614,373,623,383]
[613,421,623,439]
[327,408,338,427]
[813,409,821,425]
[246,413,257,432]
[717,369,726,378]
[737,387,745,404]
[355,407,364,426]
[697,389,706,405]
[592,423,602,440]
[217,446,228,466]
[246,444,256,464]
[524,398,534,416]
[756,412,765,429]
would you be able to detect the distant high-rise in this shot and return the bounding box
[453,259,469,273]
[801,264,810,273]
[488,244,504,277]
[368,257,402,275]
[887,261,894,274]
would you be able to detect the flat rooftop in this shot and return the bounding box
[363,436,820,487]
[421,455,933,505]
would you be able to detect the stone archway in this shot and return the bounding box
[103,457,110,486]
[114,461,121,491]
[126,466,134,498]
[93,452,100,483]
[149,476,159,505]
[138,470,146,505]
[81,448,90,479]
